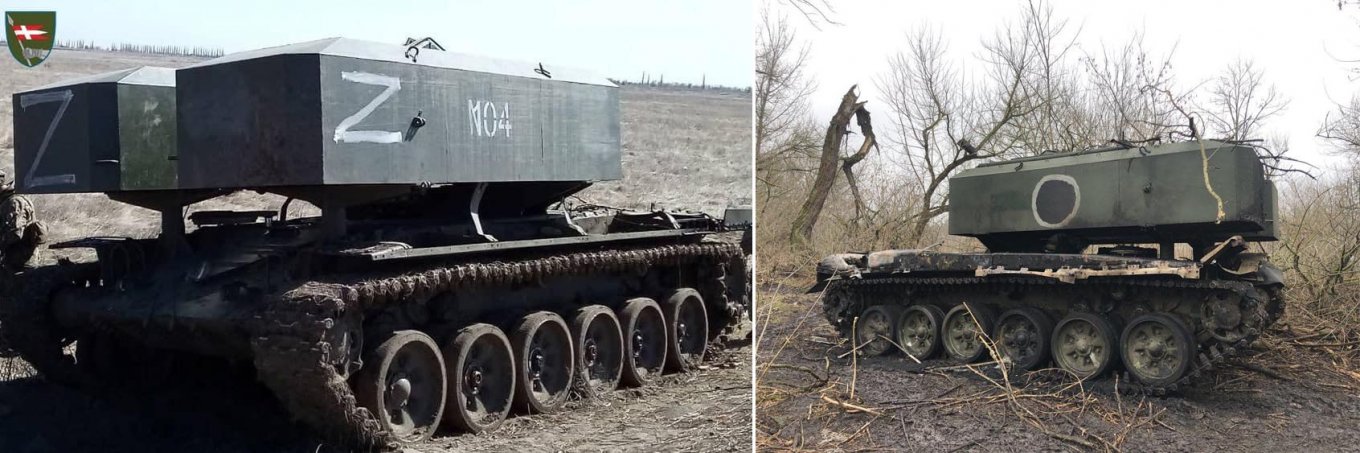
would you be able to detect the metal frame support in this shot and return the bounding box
[1158,240,1176,260]
[160,206,190,256]
[470,182,498,242]
[552,209,587,235]
[321,201,347,240]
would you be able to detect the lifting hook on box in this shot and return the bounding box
[403,37,445,63]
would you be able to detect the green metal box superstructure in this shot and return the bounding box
[948,141,1277,249]
[175,38,622,190]
[11,67,177,194]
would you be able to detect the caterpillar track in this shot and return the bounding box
[251,242,744,449]
[819,265,1284,395]
[2,240,747,450]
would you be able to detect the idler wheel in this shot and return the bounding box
[510,312,575,414]
[618,298,667,387]
[1051,312,1120,379]
[663,288,709,372]
[895,305,945,360]
[854,305,902,357]
[1120,313,1195,387]
[442,323,514,434]
[1201,292,1248,343]
[353,330,446,443]
[993,307,1054,372]
[942,303,997,363]
[570,305,623,398]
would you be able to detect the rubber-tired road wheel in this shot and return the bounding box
[442,323,514,434]
[993,307,1054,372]
[855,305,903,357]
[618,298,667,387]
[1120,313,1195,387]
[895,305,945,361]
[570,305,623,398]
[1051,312,1119,379]
[663,288,709,372]
[942,303,996,363]
[511,311,574,414]
[353,330,446,443]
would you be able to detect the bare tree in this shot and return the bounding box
[788,86,877,246]
[875,2,1054,245]
[1080,33,1187,142]
[779,0,838,29]
[1002,0,1086,154]
[1206,58,1287,140]
[754,11,820,212]
[755,12,816,161]
[1319,95,1360,158]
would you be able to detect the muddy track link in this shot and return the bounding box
[821,274,1283,395]
[251,242,743,450]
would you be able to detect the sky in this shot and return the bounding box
[2,0,752,87]
[766,0,1360,173]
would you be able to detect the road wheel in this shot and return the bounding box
[570,305,623,398]
[895,305,945,361]
[618,298,667,387]
[942,303,996,363]
[1051,312,1119,379]
[993,307,1054,372]
[663,288,709,372]
[510,312,574,414]
[353,330,446,443]
[854,305,902,357]
[442,323,514,433]
[1120,313,1195,387]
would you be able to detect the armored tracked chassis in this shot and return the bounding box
[815,140,1285,392]
[2,39,752,449]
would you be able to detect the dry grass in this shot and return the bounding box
[580,86,752,215]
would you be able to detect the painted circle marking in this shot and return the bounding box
[1032,174,1080,228]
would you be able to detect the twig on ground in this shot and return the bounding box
[1293,340,1360,348]
[850,316,859,400]
[1235,362,1290,381]
[766,363,829,386]
[820,394,884,416]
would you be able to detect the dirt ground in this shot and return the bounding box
[0,342,751,453]
[0,48,754,452]
[756,281,1360,453]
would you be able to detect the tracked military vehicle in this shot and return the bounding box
[815,140,1283,392]
[2,38,751,448]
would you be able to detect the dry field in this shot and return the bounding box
[0,48,753,452]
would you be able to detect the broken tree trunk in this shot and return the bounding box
[789,85,878,247]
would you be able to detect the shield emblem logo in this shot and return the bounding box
[5,11,56,67]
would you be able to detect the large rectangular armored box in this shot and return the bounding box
[948,141,1277,245]
[11,67,177,193]
[176,38,622,189]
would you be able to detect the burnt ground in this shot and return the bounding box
[755,282,1360,452]
[0,340,751,453]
